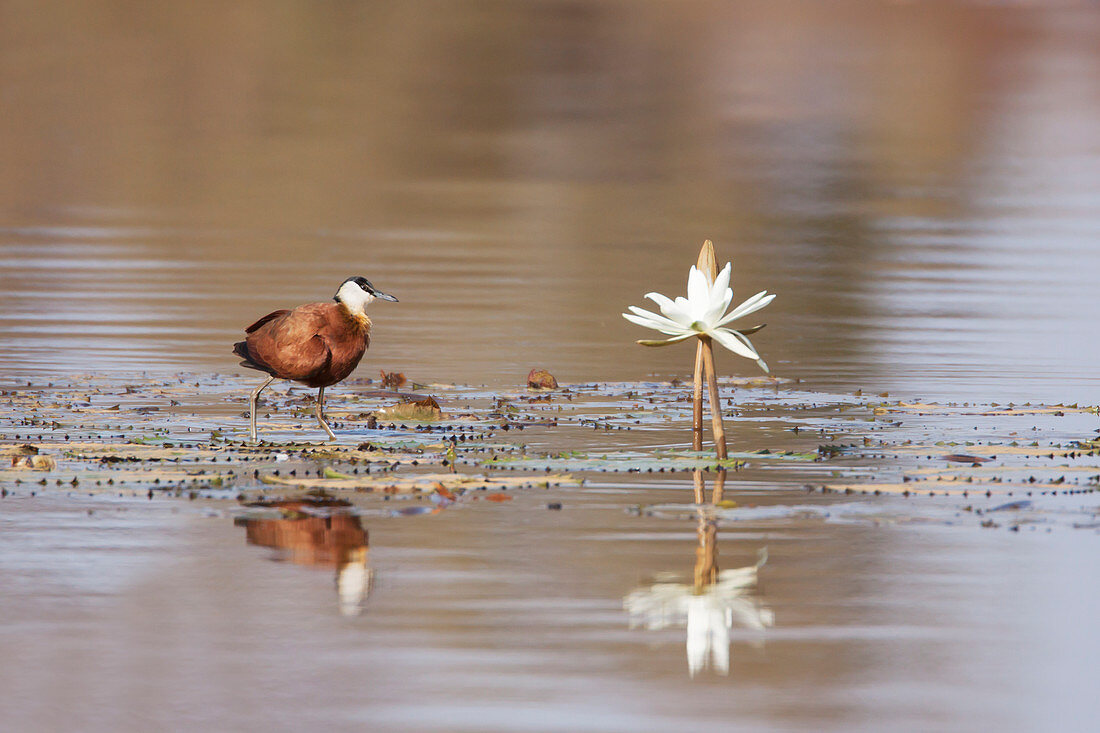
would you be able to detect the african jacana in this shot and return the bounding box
[234,276,397,443]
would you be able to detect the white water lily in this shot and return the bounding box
[624,550,774,678]
[623,262,775,372]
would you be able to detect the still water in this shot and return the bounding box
[1,0,1098,402]
[2,1,1100,731]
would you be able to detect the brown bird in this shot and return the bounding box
[234,276,397,443]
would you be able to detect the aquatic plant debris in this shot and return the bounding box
[379,370,407,390]
[258,471,578,493]
[527,368,559,389]
[375,395,443,422]
[1,373,1098,530]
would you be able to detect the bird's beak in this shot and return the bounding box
[373,290,398,303]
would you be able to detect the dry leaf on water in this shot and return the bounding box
[10,455,57,470]
[1,444,39,457]
[380,370,407,390]
[376,396,443,422]
[527,368,558,389]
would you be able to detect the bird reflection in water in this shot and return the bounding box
[624,470,774,677]
[234,498,372,616]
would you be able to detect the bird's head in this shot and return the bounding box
[334,276,398,314]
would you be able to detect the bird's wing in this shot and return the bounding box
[245,309,291,334]
[249,304,334,382]
[285,335,333,383]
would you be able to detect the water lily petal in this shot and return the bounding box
[644,291,675,310]
[719,290,768,322]
[686,265,709,308]
[709,327,760,360]
[637,332,697,347]
[725,329,771,373]
[717,291,775,327]
[626,305,690,332]
[667,296,698,325]
[705,263,732,317]
[623,309,692,336]
[622,310,665,330]
[644,292,693,327]
[711,263,732,300]
[729,332,770,373]
[702,287,733,327]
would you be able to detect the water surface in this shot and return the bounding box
[2,2,1100,732]
[1,0,1098,402]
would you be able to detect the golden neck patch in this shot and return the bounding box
[339,304,372,331]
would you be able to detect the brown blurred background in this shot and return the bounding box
[1,0,1098,401]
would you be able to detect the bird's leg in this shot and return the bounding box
[316,386,336,441]
[248,375,275,445]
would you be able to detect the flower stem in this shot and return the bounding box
[693,239,728,460]
[700,335,728,459]
[692,339,705,452]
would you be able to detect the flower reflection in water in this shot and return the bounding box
[625,471,773,677]
[235,498,373,617]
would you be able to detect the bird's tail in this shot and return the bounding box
[234,341,274,374]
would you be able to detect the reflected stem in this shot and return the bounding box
[693,510,719,592]
[692,468,705,504]
[711,468,726,505]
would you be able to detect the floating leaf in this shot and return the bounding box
[376,396,443,422]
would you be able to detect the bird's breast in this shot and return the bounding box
[324,307,371,372]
